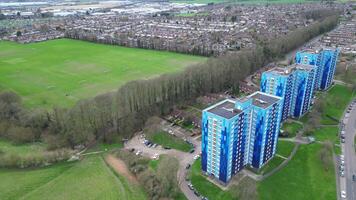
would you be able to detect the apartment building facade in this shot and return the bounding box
[201,92,282,183]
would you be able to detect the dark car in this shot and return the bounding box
[194,190,200,197]
[164,146,171,150]
[129,148,135,152]
[186,164,191,169]
[189,149,195,154]
[353,175,356,182]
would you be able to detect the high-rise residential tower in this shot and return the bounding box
[295,47,339,91]
[201,92,282,184]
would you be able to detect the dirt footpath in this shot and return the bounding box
[105,154,138,184]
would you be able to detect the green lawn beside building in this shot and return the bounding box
[148,131,193,152]
[258,143,336,200]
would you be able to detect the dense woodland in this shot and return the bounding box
[0,13,339,154]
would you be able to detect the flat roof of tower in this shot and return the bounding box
[249,92,281,109]
[299,46,337,54]
[207,100,242,119]
[290,63,314,71]
[266,65,295,76]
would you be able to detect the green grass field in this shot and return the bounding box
[281,122,303,138]
[0,155,146,200]
[276,140,295,158]
[189,158,235,200]
[313,126,339,143]
[148,131,193,152]
[321,84,355,125]
[0,39,206,108]
[258,143,336,200]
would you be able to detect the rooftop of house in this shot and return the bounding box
[207,100,242,119]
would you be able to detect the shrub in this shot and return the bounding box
[0,148,73,168]
[6,126,36,144]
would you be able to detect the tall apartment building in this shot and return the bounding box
[261,64,316,119]
[260,65,295,121]
[201,92,282,184]
[295,47,339,91]
[290,64,316,118]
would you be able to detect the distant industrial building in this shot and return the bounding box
[201,92,282,184]
[261,63,316,119]
[295,47,339,91]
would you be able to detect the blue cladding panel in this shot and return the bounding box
[252,111,264,168]
[201,112,208,172]
[320,52,332,90]
[219,127,228,183]
[261,74,267,93]
[293,74,306,117]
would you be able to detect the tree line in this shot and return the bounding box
[0,14,339,149]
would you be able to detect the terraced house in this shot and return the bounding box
[201,92,282,184]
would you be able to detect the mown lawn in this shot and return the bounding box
[321,84,355,125]
[258,140,294,174]
[0,39,206,108]
[189,158,234,200]
[148,131,193,152]
[276,140,295,158]
[0,155,146,200]
[0,162,74,200]
[281,121,303,138]
[258,143,336,200]
[313,126,339,143]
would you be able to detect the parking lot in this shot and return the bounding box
[124,119,204,200]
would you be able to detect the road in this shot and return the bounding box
[124,120,202,200]
[339,99,356,200]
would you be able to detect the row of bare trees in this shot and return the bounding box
[0,14,339,149]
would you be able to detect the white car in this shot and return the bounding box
[152,153,159,160]
[340,155,345,161]
[194,155,200,160]
[136,150,142,156]
[341,190,346,199]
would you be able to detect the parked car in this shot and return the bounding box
[164,146,171,150]
[194,155,200,160]
[194,190,200,197]
[188,183,194,190]
[341,138,345,143]
[136,150,142,156]
[129,148,135,152]
[353,174,356,182]
[341,190,346,199]
[189,149,195,154]
[340,170,345,177]
[186,164,191,169]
